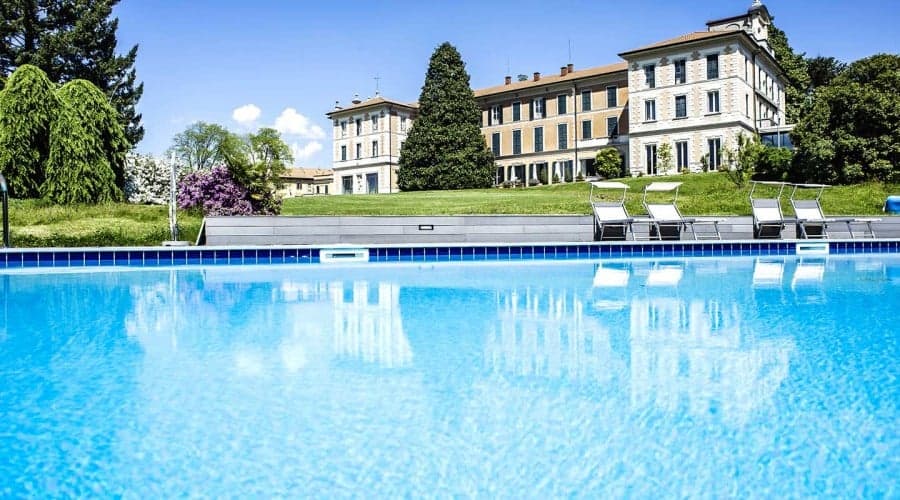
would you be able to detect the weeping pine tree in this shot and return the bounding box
[0,0,145,145]
[42,79,128,203]
[0,64,59,197]
[397,42,495,191]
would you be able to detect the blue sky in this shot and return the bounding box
[114,0,899,167]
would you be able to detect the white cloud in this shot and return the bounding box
[291,141,323,161]
[232,104,261,125]
[275,108,325,139]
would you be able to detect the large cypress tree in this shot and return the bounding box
[397,42,494,191]
[768,24,810,124]
[0,63,58,197]
[0,0,144,145]
[42,79,126,203]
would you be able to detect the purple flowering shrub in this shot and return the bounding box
[177,165,253,216]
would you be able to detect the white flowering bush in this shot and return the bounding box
[124,154,171,204]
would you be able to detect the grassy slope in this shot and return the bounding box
[5,172,897,247]
[8,199,203,247]
[283,173,898,217]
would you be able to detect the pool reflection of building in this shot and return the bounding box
[484,287,624,383]
[331,281,412,368]
[483,262,795,423]
[629,295,793,421]
[125,273,413,370]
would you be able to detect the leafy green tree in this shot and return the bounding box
[397,42,494,190]
[169,123,293,214]
[170,122,244,171]
[768,24,810,124]
[594,148,623,179]
[42,79,126,203]
[806,56,846,90]
[722,133,762,187]
[752,147,794,182]
[657,143,674,173]
[233,127,293,215]
[792,54,900,184]
[0,64,57,197]
[0,0,144,145]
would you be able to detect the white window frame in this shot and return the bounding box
[676,140,689,171]
[707,90,720,114]
[708,138,722,169]
[372,140,379,157]
[645,99,656,121]
[340,121,347,137]
[581,90,592,111]
[581,119,592,140]
[371,115,378,132]
[512,129,522,155]
[491,105,502,125]
[400,116,407,132]
[533,98,545,119]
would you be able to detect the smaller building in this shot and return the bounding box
[326,94,417,195]
[279,168,333,197]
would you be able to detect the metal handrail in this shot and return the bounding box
[0,173,8,248]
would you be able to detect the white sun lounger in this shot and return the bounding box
[642,182,723,240]
[790,184,879,239]
[749,181,790,239]
[590,181,647,241]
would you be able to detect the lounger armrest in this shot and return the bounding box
[851,217,881,222]
[825,217,856,223]
[692,217,726,223]
[598,218,634,224]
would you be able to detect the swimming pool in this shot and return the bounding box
[1,254,898,496]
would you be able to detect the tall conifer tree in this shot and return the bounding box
[42,79,126,203]
[0,0,144,145]
[397,42,495,191]
[0,64,58,197]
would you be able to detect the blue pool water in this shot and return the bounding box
[1,255,898,496]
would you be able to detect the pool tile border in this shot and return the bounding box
[1,240,899,269]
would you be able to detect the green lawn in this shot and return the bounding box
[7,199,203,247]
[4,172,896,247]
[283,172,897,218]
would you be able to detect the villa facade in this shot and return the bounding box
[327,1,788,192]
[620,1,786,175]
[326,95,417,195]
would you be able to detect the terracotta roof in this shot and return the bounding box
[326,96,418,117]
[281,168,333,179]
[473,61,628,98]
[618,30,740,57]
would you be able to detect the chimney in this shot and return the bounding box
[334,100,342,110]
[533,71,541,82]
[351,93,362,104]
[504,75,512,85]
[567,63,574,73]
[560,66,567,76]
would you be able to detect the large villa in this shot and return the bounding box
[325,1,792,195]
